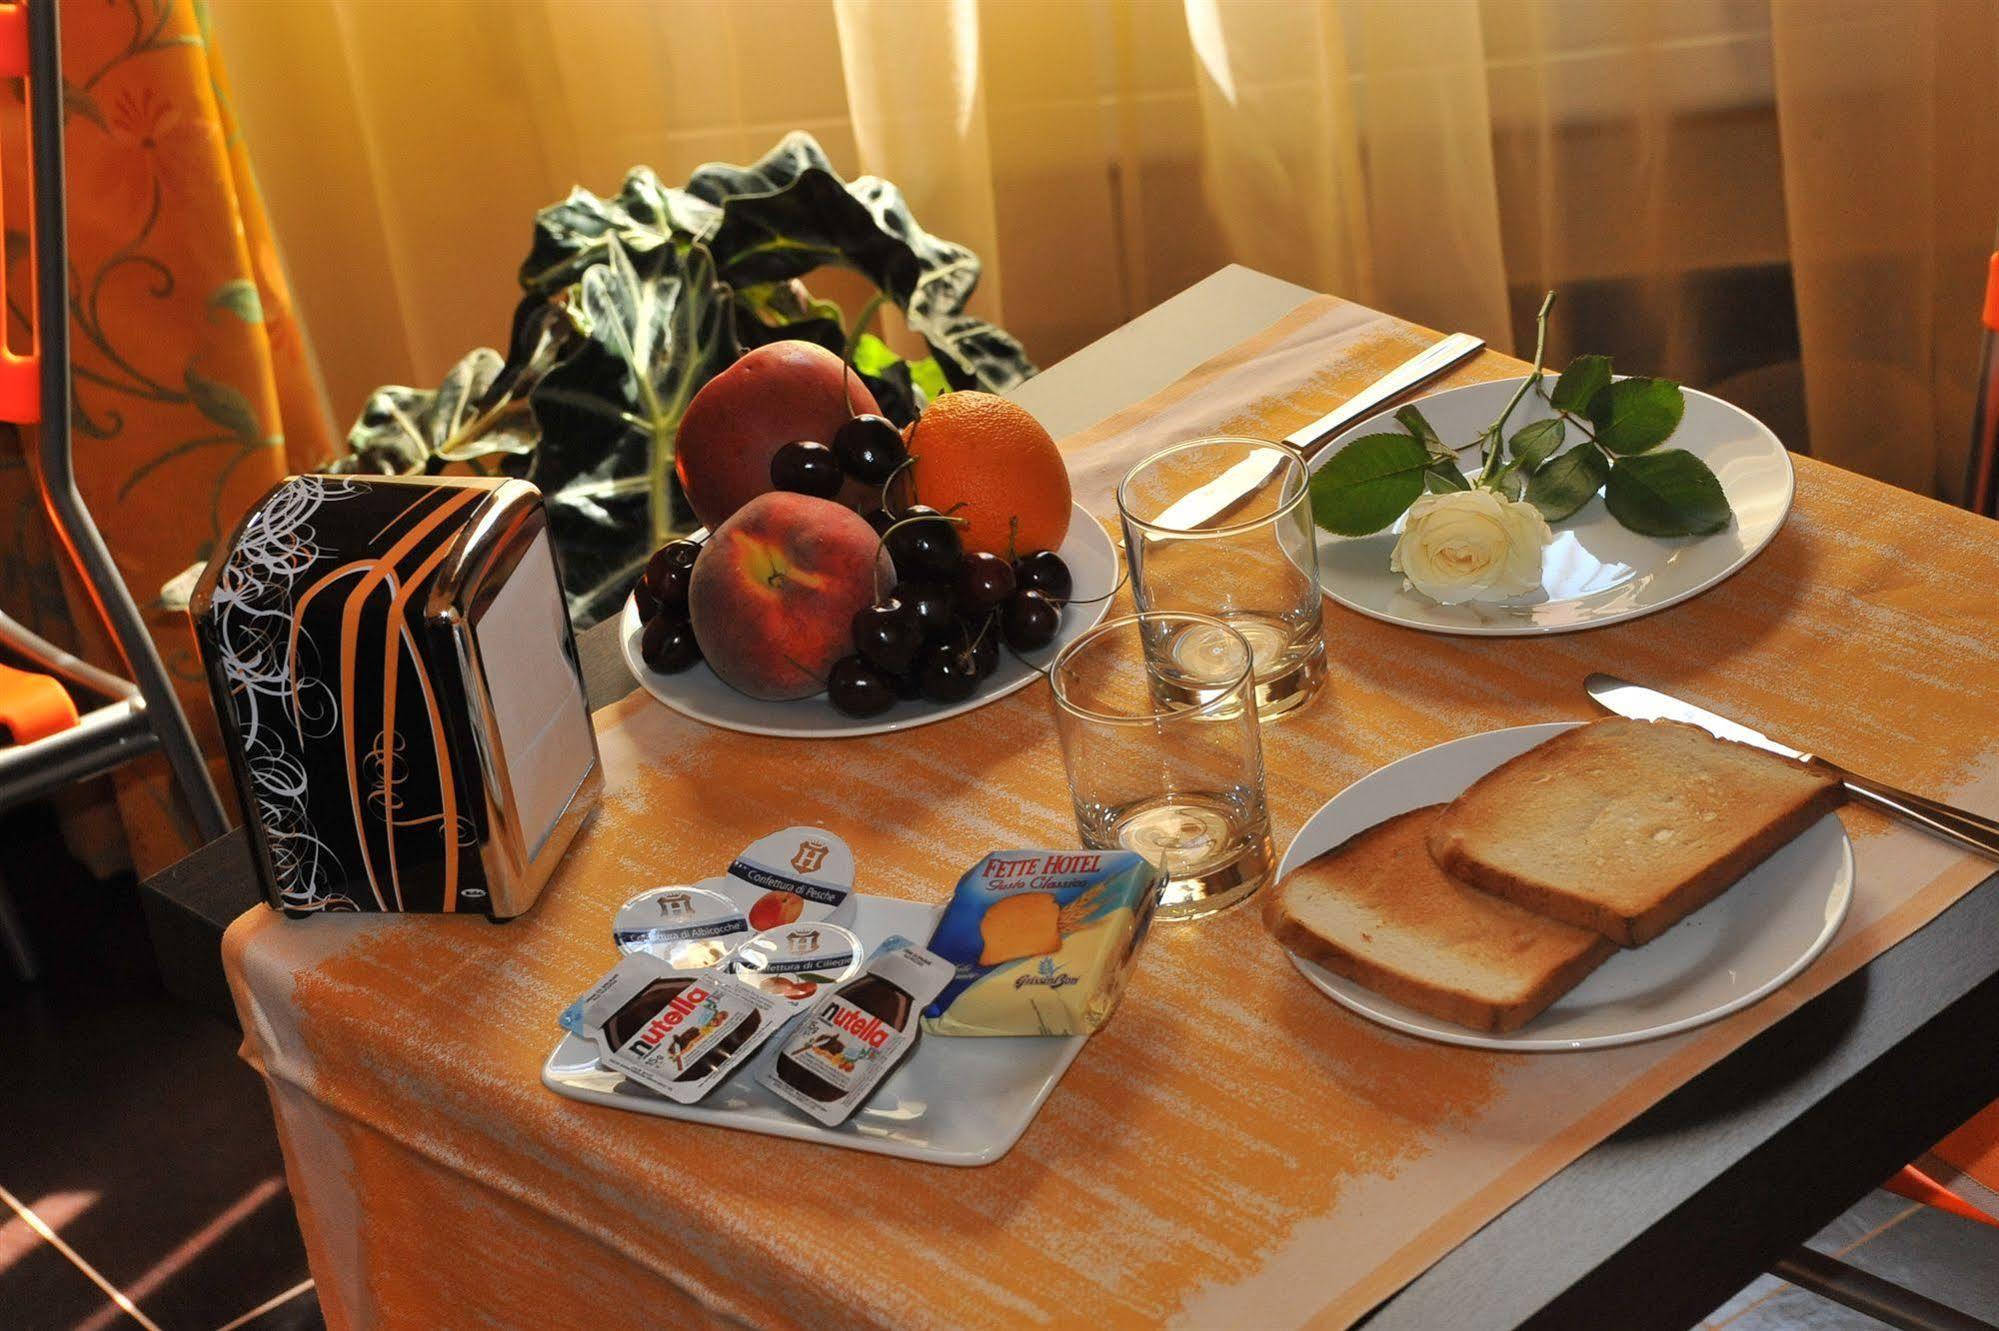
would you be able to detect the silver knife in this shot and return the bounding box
[1586,673,1999,861]
[1149,332,1486,532]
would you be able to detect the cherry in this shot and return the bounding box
[852,598,923,675]
[956,552,1016,614]
[898,581,957,639]
[1002,590,1060,651]
[770,440,842,498]
[632,574,661,623]
[1013,550,1072,606]
[649,561,691,616]
[884,506,961,582]
[828,656,896,717]
[832,415,907,484]
[641,614,702,673]
[646,539,700,588]
[890,667,924,701]
[917,639,979,703]
[971,625,1000,679]
[864,508,896,537]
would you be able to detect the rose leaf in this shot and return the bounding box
[1549,354,1612,413]
[1525,445,1610,521]
[1603,449,1733,536]
[1588,377,1686,454]
[1308,432,1430,536]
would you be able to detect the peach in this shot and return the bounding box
[674,341,882,529]
[687,492,892,700]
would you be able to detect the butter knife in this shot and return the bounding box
[1149,332,1486,532]
[1586,673,1999,861]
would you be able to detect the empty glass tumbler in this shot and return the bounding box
[1047,612,1274,922]
[1116,437,1326,720]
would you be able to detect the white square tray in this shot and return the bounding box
[541,895,1086,1166]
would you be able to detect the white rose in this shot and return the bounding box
[1390,488,1552,605]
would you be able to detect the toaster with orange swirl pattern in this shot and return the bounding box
[191,474,602,919]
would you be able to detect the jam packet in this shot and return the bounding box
[921,850,1164,1037]
[729,921,863,1006]
[579,952,782,1103]
[612,882,750,968]
[719,827,857,931]
[761,941,951,1126]
[557,882,747,1036]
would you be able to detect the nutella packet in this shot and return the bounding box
[579,953,783,1103]
[556,882,749,1036]
[760,940,951,1126]
[719,827,858,931]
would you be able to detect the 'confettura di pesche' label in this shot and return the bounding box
[761,942,951,1126]
[921,850,1164,1037]
[580,952,782,1103]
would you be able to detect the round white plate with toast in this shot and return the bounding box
[1310,378,1794,636]
[619,502,1116,739]
[1275,722,1853,1051]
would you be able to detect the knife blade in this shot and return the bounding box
[1584,674,1813,761]
[1585,673,1999,861]
[1146,332,1486,533]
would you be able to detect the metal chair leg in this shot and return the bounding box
[22,0,226,843]
[1774,1246,1999,1331]
[0,867,37,981]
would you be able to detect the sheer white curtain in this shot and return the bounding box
[209,0,1999,500]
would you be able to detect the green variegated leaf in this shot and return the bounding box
[696,133,1034,392]
[518,166,718,297]
[528,238,734,625]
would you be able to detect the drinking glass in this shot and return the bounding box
[1048,612,1274,921]
[1116,437,1326,720]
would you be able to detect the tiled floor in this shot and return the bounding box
[1699,1188,1999,1329]
[3,802,1997,1331]
[0,802,323,1331]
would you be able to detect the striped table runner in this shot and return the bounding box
[225,295,1999,1330]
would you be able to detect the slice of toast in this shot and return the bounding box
[1265,806,1616,1034]
[1428,717,1846,947]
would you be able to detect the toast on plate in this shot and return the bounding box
[1427,717,1846,947]
[1265,805,1617,1034]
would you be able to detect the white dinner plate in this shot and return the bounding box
[542,895,1085,1166]
[1311,377,1793,635]
[1275,722,1853,1052]
[620,501,1116,738]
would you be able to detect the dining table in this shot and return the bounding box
[149,265,1999,1330]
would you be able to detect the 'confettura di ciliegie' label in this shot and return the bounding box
[922,850,1165,1038]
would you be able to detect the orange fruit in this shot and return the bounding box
[904,392,1072,558]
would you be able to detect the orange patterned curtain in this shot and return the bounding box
[0,0,332,874]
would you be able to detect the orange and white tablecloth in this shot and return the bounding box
[224,295,1999,1330]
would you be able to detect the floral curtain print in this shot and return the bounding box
[0,0,331,874]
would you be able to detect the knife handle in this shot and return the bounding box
[1828,764,1999,861]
